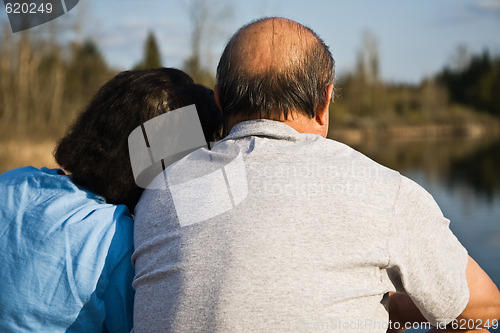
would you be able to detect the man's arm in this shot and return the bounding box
[456,256,500,325]
[388,292,426,332]
[389,256,500,331]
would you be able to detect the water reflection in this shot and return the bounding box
[447,139,500,200]
[350,137,500,198]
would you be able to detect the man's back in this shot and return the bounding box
[132,120,469,332]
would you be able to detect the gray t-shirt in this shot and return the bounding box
[132,120,469,332]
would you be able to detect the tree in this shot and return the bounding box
[66,39,112,103]
[182,0,232,87]
[357,30,380,85]
[183,56,215,87]
[134,31,162,70]
[343,30,382,117]
[0,9,115,138]
[438,50,500,116]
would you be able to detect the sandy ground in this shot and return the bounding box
[0,140,59,174]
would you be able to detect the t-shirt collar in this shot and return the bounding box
[221,119,301,142]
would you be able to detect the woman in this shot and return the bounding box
[0,68,223,332]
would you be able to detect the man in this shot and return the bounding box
[132,18,500,332]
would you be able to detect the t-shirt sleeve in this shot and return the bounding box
[387,175,469,327]
[102,211,135,333]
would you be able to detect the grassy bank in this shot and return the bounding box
[330,121,500,145]
[0,139,58,174]
[329,104,500,145]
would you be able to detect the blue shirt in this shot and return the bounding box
[0,167,134,332]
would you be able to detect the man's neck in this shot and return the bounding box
[227,112,321,136]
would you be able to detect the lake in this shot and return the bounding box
[348,136,500,332]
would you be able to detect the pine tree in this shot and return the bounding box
[135,31,162,70]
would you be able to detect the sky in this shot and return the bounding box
[6,0,500,84]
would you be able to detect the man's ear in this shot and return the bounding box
[315,83,334,137]
[214,85,222,111]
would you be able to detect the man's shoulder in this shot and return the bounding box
[296,135,401,179]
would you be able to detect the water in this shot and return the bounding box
[351,137,500,331]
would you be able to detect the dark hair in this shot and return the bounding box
[216,18,335,120]
[55,68,223,212]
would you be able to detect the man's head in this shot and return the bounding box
[215,17,335,136]
[55,68,223,212]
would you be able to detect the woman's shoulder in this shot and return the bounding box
[0,166,132,225]
[1,166,69,188]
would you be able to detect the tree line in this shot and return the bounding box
[0,22,498,139]
[332,32,500,128]
[437,50,500,117]
[0,22,113,138]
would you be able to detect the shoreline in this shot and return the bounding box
[329,121,500,145]
[2,121,500,174]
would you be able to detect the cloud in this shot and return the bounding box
[430,0,500,27]
[475,0,500,11]
[471,0,500,16]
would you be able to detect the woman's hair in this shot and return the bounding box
[55,67,223,212]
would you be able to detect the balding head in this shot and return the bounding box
[216,17,335,121]
[231,18,317,74]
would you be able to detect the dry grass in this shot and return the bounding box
[0,139,59,174]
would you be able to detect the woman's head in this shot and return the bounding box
[55,68,223,212]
